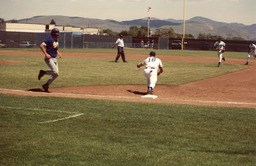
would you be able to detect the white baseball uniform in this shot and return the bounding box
[142,57,163,91]
[214,40,226,63]
[248,43,256,60]
[115,38,124,47]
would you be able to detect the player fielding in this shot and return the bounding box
[214,38,226,67]
[137,51,163,95]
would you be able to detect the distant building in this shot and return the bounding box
[0,22,100,35]
[0,22,46,32]
[82,27,100,35]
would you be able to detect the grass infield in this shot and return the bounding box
[1,48,249,59]
[0,49,250,89]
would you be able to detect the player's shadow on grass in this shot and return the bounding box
[127,90,147,95]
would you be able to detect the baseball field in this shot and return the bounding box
[0,48,255,165]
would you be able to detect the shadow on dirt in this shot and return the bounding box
[127,90,147,95]
[28,88,45,92]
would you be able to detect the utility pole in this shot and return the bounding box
[147,7,151,38]
[181,0,186,50]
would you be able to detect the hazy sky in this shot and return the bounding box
[1,0,255,25]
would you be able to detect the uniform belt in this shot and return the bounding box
[146,67,155,69]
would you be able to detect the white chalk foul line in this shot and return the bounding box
[40,91,256,106]
[160,98,256,106]
[53,92,138,99]
[1,88,256,107]
[0,106,84,124]
[39,113,84,124]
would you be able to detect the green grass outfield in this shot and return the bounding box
[0,95,255,166]
[0,49,255,165]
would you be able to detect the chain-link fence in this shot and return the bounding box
[0,31,250,52]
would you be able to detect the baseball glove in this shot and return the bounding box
[137,62,141,68]
[222,47,226,52]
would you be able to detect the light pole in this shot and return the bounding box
[147,7,151,38]
[181,0,186,50]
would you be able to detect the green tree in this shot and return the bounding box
[0,18,5,24]
[137,26,148,37]
[226,37,245,40]
[154,27,177,38]
[185,34,195,39]
[120,30,129,36]
[102,29,118,36]
[197,33,223,40]
[50,19,56,25]
[128,26,140,36]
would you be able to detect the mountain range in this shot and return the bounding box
[12,15,256,40]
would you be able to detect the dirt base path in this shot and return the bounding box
[0,50,255,108]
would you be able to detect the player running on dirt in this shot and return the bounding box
[245,42,256,65]
[38,28,63,92]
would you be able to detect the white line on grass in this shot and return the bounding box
[39,113,84,124]
[0,106,84,124]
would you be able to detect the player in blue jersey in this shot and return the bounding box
[38,28,63,92]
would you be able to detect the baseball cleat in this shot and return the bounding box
[245,62,249,65]
[38,70,45,80]
[42,83,49,92]
[222,57,226,61]
[148,87,153,95]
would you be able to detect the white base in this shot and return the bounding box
[141,94,158,99]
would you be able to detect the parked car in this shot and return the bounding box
[0,40,6,48]
[19,41,36,48]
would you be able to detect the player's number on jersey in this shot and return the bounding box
[148,58,156,62]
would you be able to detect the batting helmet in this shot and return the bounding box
[149,51,156,56]
[51,28,59,36]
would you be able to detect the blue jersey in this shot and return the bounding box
[42,37,59,58]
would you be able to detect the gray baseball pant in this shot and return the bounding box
[44,57,59,85]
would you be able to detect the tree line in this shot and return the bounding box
[102,25,244,40]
